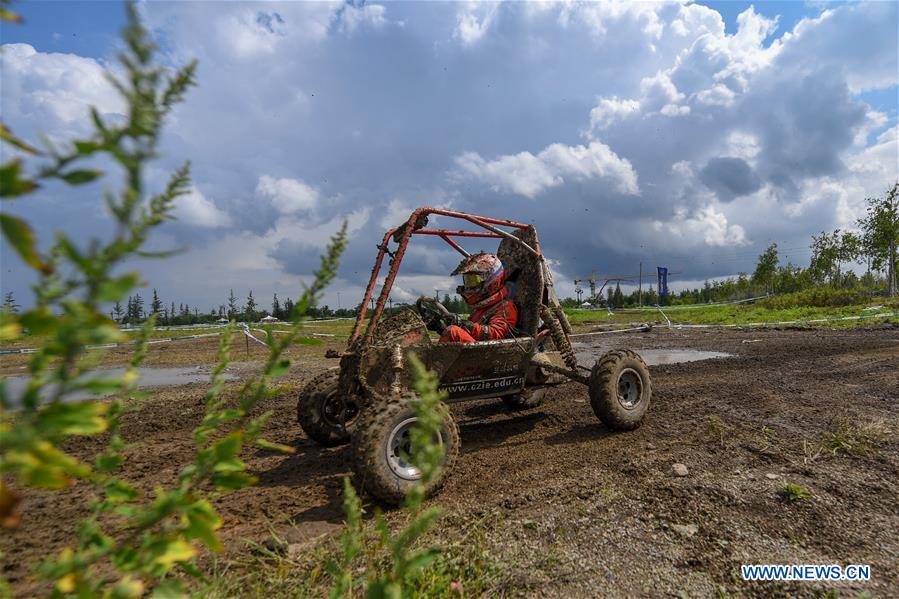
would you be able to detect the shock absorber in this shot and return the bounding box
[540,305,578,370]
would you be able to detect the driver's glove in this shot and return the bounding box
[441,313,462,332]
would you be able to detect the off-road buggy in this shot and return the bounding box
[298,208,652,504]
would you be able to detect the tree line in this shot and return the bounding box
[564,182,898,308]
[100,288,357,325]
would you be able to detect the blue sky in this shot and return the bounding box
[2,1,897,310]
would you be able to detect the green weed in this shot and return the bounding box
[780,482,813,502]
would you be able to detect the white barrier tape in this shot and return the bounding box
[613,295,770,312]
[241,325,271,348]
[570,325,652,338]
[0,332,225,356]
[567,311,898,338]
[263,329,349,338]
[670,311,899,329]
[658,306,672,328]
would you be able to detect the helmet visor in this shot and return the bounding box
[462,273,484,290]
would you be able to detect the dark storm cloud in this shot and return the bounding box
[700,157,761,200]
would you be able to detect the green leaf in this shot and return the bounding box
[105,478,139,502]
[212,432,242,462]
[269,359,291,377]
[0,160,39,197]
[254,438,296,454]
[105,575,144,599]
[211,471,257,490]
[149,580,186,599]
[7,441,90,488]
[212,457,245,473]
[35,400,109,435]
[19,307,56,334]
[0,7,23,23]
[96,453,124,473]
[74,140,103,155]
[0,212,50,273]
[59,169,103,185]
[0,123,41,155]
[147,538,197,568]
[182,499,222,551]
[97,273,140,302]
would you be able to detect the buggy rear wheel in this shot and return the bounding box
[351,395,459,505]
[297,369,358,446]
[502,386,546,410]
[588,349,652,430]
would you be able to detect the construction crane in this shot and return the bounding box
[573,271,597,302]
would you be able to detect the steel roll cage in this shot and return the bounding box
[349,207,542,345]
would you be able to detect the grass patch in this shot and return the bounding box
[822,416,889,456]
[705,415,730,447]
[202,511,505,598]
[563,298,899,329]
[780,482,813,502]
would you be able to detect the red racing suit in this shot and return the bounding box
[439,290,518,343]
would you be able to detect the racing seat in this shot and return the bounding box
[496,226,544,337]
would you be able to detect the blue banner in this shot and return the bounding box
[657,267,669,298]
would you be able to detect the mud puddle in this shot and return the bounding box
[573,343,731,366]
[2,366,236,407]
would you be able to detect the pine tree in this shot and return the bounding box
[283,297,295,320]
[244,290,257,322]
[227,289,238,318]
[272,293,281,320]
[613,282,624,307]
[133,293,144,320]
[113,300,124,322]
[2,291,20,314]
[151,288,163,316]
[170,301,176,325]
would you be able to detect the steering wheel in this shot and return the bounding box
[415,296,454,332]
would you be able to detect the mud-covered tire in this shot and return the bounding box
[588,349,652,431]
[351,395,459,505]
[502,387,546,410]
[297,369,357,447]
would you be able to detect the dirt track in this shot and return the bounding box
[3,326,898,597]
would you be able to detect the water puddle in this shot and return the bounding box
[573,342,731,367]
[2,366,237,408]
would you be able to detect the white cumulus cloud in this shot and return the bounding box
[653,205,748,247]
[174,188,232,228]
[455,141,639,198]
[454,1,499,47]
[256,175,320,214]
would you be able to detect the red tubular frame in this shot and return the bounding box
[348,207,539,345]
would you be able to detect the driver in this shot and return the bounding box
[438,252,518,343]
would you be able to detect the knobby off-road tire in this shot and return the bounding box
[588,349,652,430]
[297,368,357,447]
[351,395,460,505]
[502,386,546,410]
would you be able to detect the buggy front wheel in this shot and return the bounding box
[297,369,358,446]
[351,395,459,505]
[588,349,652,430]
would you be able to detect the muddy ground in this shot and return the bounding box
[2,326,898,597]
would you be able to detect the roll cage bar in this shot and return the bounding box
[349,207,542,345]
